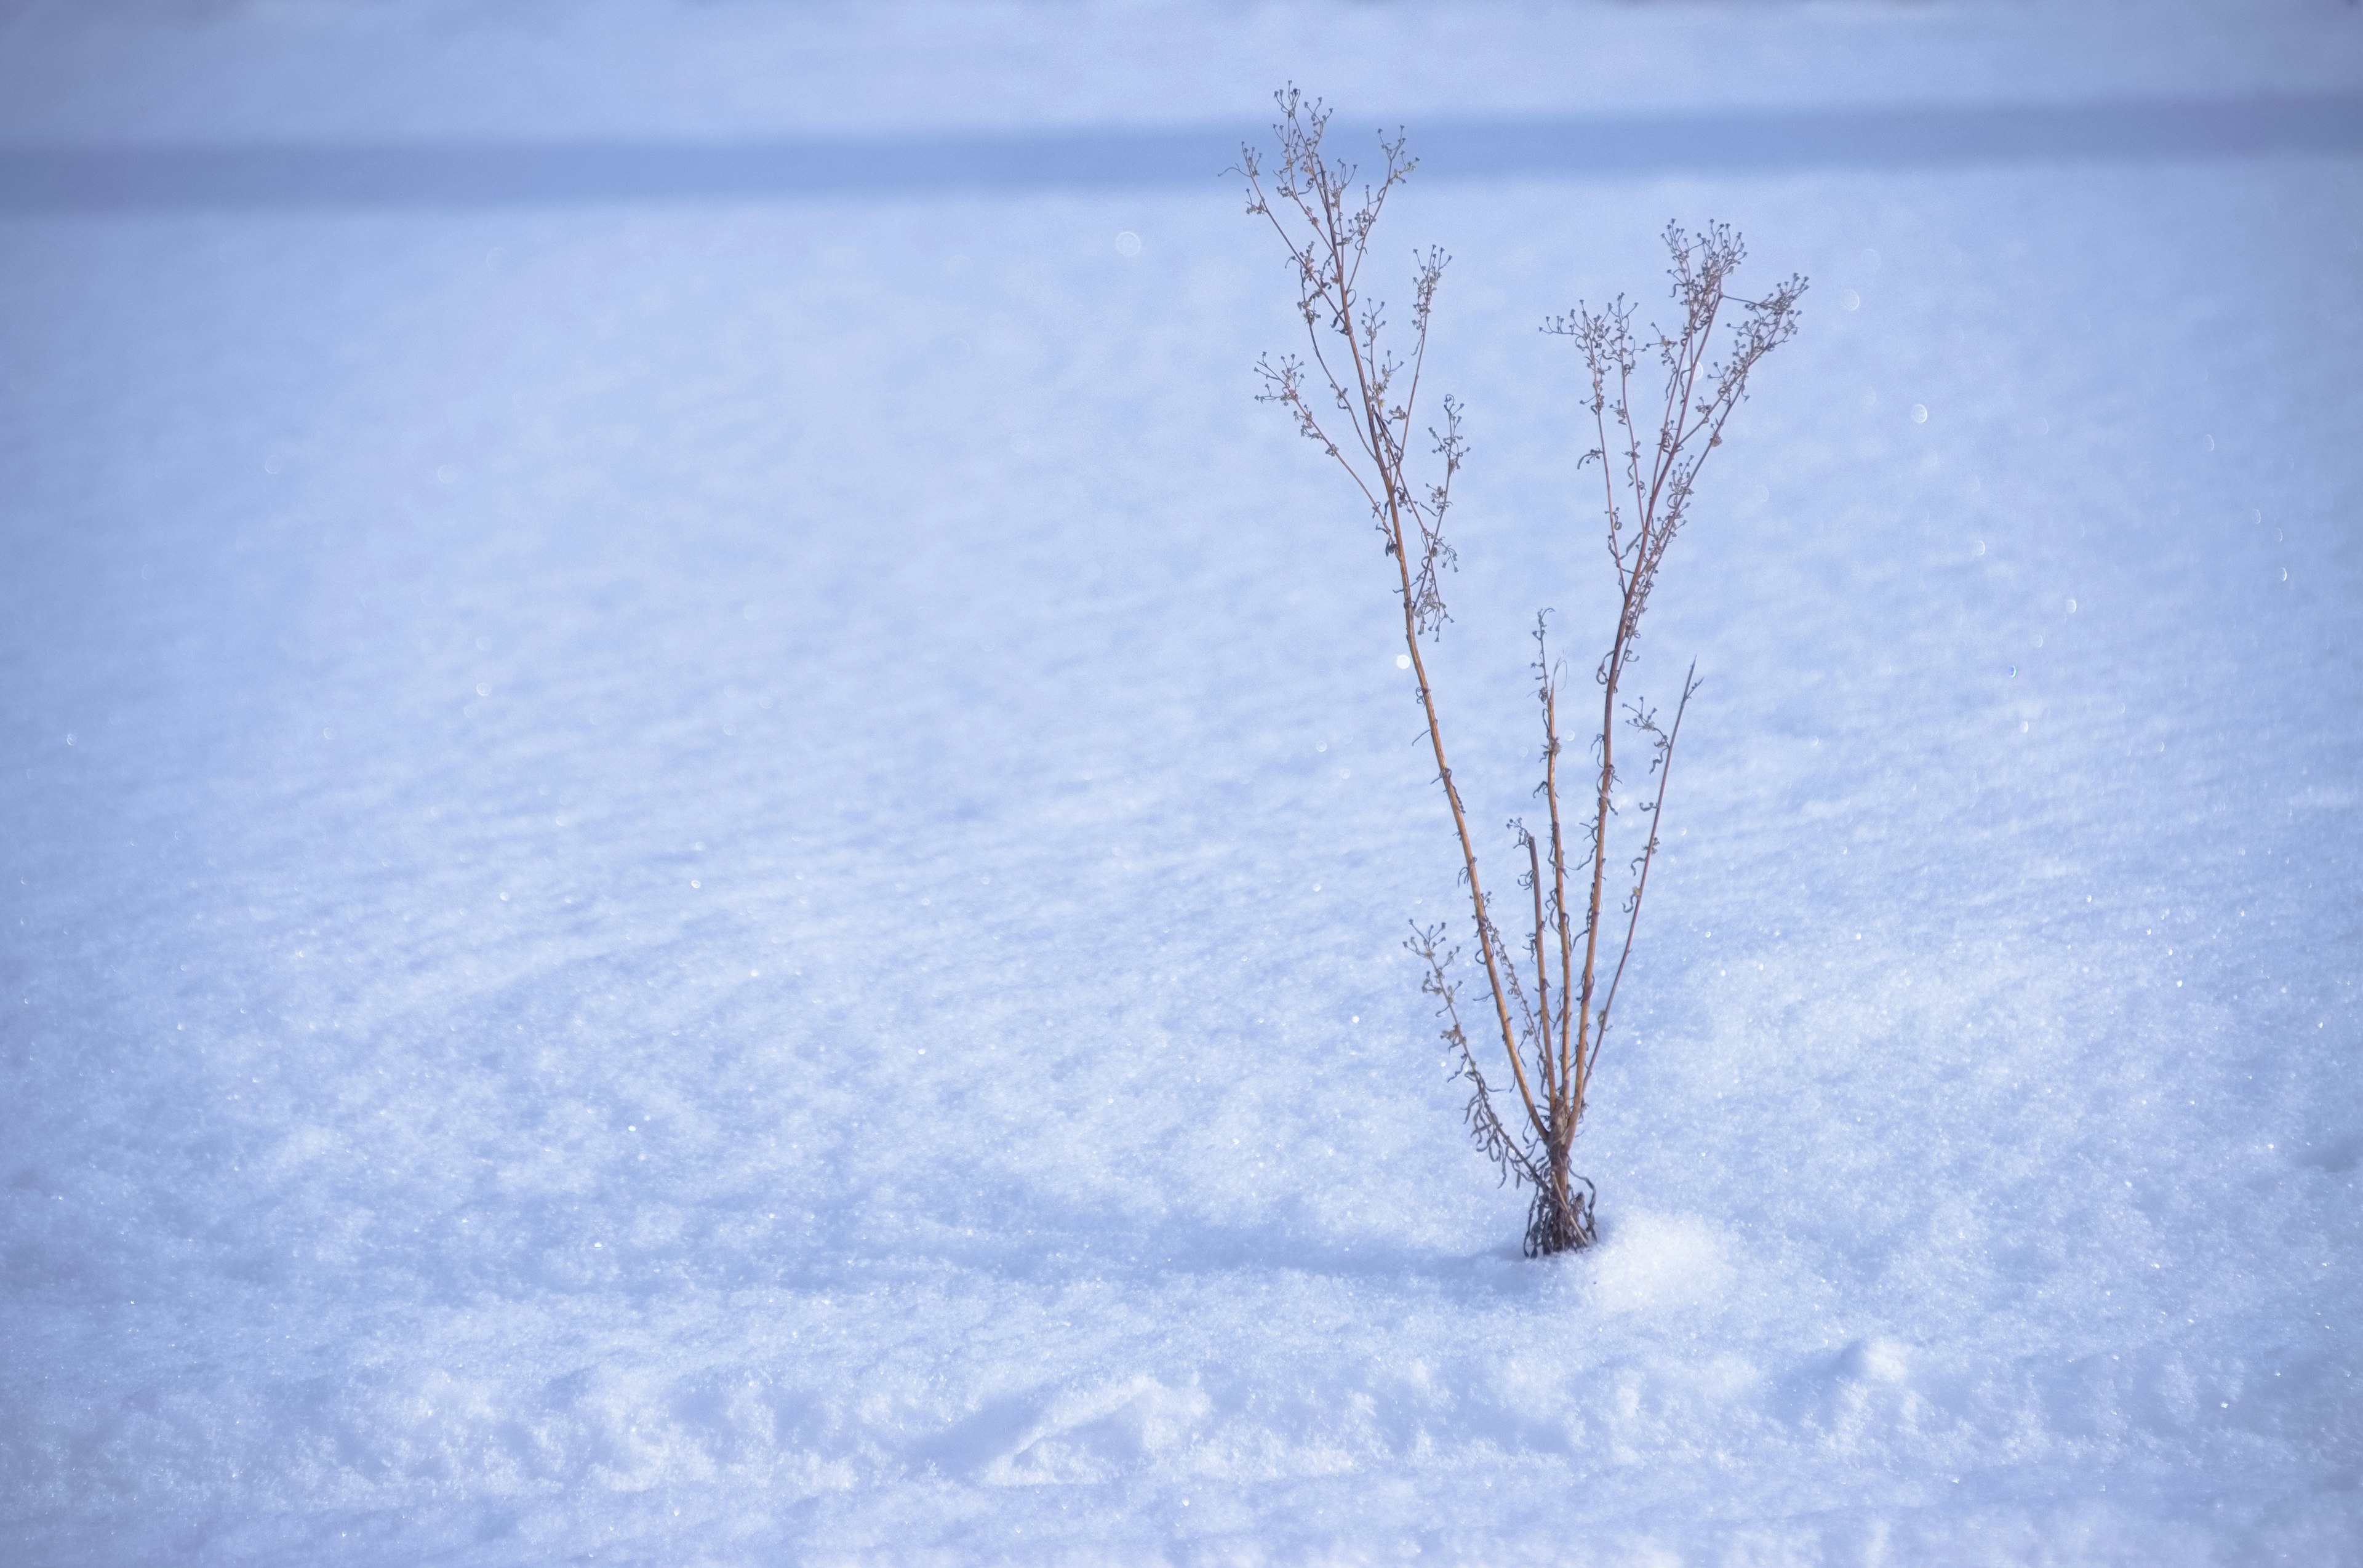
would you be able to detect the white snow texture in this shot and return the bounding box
[2,2,2359,1564]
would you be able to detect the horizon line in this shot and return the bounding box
[2,93,2357,212]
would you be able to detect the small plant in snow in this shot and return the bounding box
[1239,89,1803,1255]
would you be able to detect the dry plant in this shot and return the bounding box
[1239,89,1803,1255]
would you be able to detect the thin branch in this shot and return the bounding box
[1241,90,1545,1147]
[1586,662,1698,1097]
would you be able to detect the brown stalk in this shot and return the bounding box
[1585,665,1698,1099]
[1239,90,1545,1150]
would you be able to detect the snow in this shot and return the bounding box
[4,0,2362,139]
[3,2,2360,1563]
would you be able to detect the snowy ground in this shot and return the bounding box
[4,3,2361,1564]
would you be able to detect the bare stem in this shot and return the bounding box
[1586,662,1698,1098]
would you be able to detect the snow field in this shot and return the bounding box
[4,45,2361,1567]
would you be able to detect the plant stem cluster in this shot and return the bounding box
[1241,90,1802,1255]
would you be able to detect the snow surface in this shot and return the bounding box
[3,2,2361,1563]
[4,0,2363,139]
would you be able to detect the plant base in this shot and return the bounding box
[1525,1174,1598,1257]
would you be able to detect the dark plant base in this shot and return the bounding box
[1525,1175,1598,1257]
